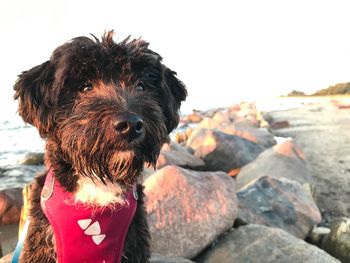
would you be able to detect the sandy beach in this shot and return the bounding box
[267,96,350,226]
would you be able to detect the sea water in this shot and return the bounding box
[0,111,45,190]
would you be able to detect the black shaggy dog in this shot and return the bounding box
[14,31,187,262]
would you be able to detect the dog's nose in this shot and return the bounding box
[114,114,144,138]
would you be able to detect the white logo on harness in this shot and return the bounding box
[78,219,106,245]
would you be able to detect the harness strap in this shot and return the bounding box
[11,217,31,263]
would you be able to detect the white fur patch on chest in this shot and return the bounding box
[75,176,125,207]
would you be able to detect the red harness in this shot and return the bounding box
[41,170,137,263]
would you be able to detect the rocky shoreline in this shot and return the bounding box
[1,99,350,262]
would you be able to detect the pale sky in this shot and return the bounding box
[1,0,350,114]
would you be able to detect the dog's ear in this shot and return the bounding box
[161,67,187,133]
[14,61,56,137]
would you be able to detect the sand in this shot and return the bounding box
[268,97,350,226]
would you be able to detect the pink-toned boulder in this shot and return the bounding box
[156,141,205,170]
[196,118,275,149]
[174,127,194,144]
[218,125,276,148]
[186,128,264,172]
[233,117,259,127]
[212,110,235,124]
[236,139,312,190]
[196,117,221,130]
[0,188,23,225]
[182,111,203,124]
[144,166,237,259]
[231,102,259,127]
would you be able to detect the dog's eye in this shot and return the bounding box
[82,83,93,92]
[135,85,144,92]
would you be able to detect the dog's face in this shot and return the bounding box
[14,31,187,185]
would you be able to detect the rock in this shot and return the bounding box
[175,132,187,144]
[156,141,205,170]
[256,110,270,128]
[196,118,276,148]
[338,104,350,109]
[236,139,313,191]
[216,102,259,127]
[0,165,44,190]
[233,115,259,127]
[142,166,156,182]
[262,112,274,123]
[212,110,234,124]
[196,224,340,263]
[186,128,265,172]
[0,252,12,263]
[259,118,270,128]
[270,120,290,129]
[201,108,226,119]
[151,253,195,263]
[236,176,321,239]
[144,166,237,259]
[233,103,259,127]
[196,117,222,130]
[218,126,276,148]
[183,111,203,124]
[239,101,257,110]
[0,188,23,225]
[227,103,241,112]
[227,168,240,177]
[332,100,350,109]
[306,226,331,248]
[18,152,44,165]
[323,217,350,262]
[174,127,194,144]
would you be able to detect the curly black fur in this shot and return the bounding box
[14,30,187,262]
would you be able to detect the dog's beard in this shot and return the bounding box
[69,146,144,186]
[59,120,161,187]
[107,150,144,184]
[58,120,145,186]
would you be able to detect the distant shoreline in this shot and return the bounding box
[280,94,350,99]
